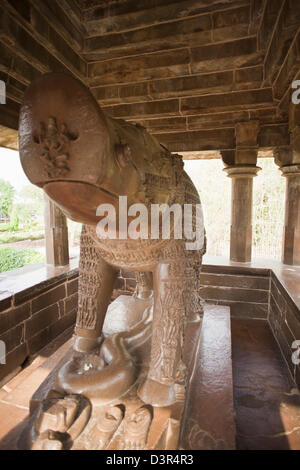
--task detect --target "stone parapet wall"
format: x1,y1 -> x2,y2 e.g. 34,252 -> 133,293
269,271 -> 300,389
199,265 -> 270,320
0,268 -> 78,385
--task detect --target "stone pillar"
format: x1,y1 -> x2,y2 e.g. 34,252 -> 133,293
274,102 -> 300,265
224,166 -> 260,262
280,165 -> 300,265
44,195 -> 69,266
222,121 -> 260,262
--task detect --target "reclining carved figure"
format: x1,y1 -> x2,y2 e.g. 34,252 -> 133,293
19,73 -> 205,407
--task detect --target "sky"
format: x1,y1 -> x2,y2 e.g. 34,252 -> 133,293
0,147 -> 30,192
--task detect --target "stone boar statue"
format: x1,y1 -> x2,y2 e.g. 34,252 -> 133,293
19,73 -> 205,407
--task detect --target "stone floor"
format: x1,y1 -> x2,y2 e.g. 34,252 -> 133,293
232,319 -> 300,450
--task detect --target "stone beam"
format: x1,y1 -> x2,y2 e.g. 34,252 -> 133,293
102,88 -> 274,121
84,4 -> 250,61
0,3 -> 86,81
249,0 -> 266,35
0,42 -> 41,86
263,1 -> 300,86
29,0 -> 84,53
82,0 -> 249,36
59,0 -> 85,36
92,66 -> 263,105
273,28 -> 300,102
258,0 -> 284,53
258,124 -> 290,149
149,123 -> 288,153
132,109 -> 282,135
154,128 -> 235,152
88,37 -> 261,86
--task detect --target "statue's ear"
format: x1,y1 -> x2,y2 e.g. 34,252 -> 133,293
115,143 -> 131,169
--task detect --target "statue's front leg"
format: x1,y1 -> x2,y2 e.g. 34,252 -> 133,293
74,225 -> 117,353
138,261 -> 187,407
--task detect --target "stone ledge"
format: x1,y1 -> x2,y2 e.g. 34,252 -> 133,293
0,258 -> 79,310
180,304 -> 236,450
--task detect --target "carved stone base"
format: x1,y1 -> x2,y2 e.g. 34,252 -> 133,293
18,358 -> 186,450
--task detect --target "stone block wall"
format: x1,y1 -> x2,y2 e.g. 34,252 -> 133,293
112,269 -> 137,299
113,265 -> 271,322
268,271 -> 300,389
199,265 -> 270,320
0,270 -> 78,384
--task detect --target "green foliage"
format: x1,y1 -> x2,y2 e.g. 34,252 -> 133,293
0,246 -> 45,273
0,230 -> 44,244
0,223 -> 12,232
0,179 -> 14,218
9,207 -> 19,231
14,184 -> 44,229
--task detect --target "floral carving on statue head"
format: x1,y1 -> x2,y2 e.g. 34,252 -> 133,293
33,117 -> 78,178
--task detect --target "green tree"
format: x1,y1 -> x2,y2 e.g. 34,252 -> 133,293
15,184 -> 44,228
0,179 -> 14,218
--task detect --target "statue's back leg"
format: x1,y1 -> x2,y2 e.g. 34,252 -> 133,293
137,260 -> 190,407
74,225 -> 117,353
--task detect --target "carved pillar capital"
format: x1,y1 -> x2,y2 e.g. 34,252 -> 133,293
273,146 -> 293,168
223,165 -> 261,179
280,164 -> 300,178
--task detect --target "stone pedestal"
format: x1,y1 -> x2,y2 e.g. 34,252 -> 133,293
224,166 -> 260,263
17,298 -> 235,450
280,165 -> 300,266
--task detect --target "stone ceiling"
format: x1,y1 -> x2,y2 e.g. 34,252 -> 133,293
0,0 -> 299,153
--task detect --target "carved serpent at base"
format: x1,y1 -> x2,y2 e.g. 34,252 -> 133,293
19,73 -> 206,409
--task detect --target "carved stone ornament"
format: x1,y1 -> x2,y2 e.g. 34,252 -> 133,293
33,116 -> 78,178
